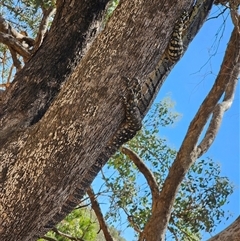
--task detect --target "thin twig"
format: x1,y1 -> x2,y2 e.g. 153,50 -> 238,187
40,236 -> 57,241
207,7 -> 228,21
52,227 -> 85,241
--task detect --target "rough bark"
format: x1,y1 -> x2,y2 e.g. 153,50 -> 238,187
207,216 -> 240,241
0,0 -> 194,240
0,0 -> 110,144
53,3 -> 215,229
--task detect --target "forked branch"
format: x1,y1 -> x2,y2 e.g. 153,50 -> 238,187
140,17 -> 239,241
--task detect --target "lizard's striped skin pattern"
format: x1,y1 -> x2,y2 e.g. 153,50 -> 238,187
111,77 -> 142,149
167,10 -> 190,62
42,0 -> 214,234
138,0 -> 214,116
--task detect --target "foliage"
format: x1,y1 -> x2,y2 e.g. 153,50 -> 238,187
38,208 -> 98,241
1,1 -> 235,240
170,158 -> 233,240
104,0 -> 119,25
0,0 -> 54,36
0,0 -> 119,87
101,98 -> 234,240
38,207 -> 128,241
0,0 -> 56,86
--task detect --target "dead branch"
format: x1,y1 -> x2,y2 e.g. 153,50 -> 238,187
120,146 -> 160,207
87,187 -> 114,241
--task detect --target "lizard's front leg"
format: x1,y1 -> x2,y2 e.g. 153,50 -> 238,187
110,76 -> 142,149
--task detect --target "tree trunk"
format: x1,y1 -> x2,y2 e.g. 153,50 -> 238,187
0,0 -> 193,240
0,0 -> 109,144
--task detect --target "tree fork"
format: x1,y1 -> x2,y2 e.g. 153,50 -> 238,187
0,0 -> 110,145
2,0 -> 220,240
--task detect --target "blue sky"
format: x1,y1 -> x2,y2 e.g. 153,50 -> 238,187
1,2 -> 238,240
93,5 -> 239,240
155,6 -> 239,240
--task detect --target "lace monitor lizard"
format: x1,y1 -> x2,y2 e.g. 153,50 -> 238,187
166,10 -> 190,62
138,0 -> 214,116
43,0 -> 214,233
44,76 -> 142,229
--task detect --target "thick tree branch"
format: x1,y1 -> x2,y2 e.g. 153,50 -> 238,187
0,15 -> 35,60
140,21 -> 239,241
1,0 -> 229,240
207,216 -> 240,241
120,146 -> 160,207
0,0 -> 110,146
197,66 -> 239,156
138,0 -> 214,117
0,32 -> 31,60
44,0 -> 216,235
229,1 -> 240,34
87,187 -> 114,241
0,15 -> 29,41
